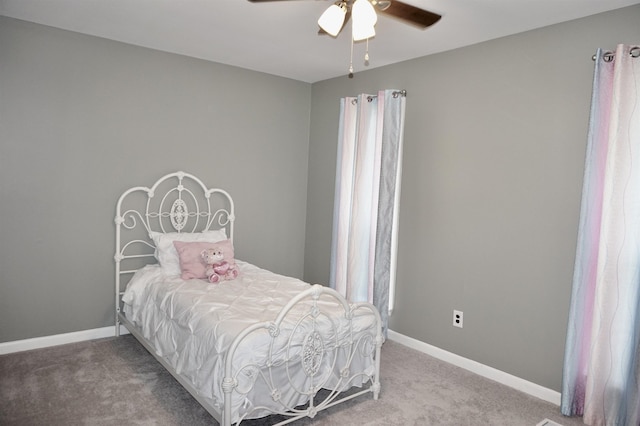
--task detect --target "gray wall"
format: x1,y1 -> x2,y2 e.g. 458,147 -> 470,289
304,5 -> 640,392
0,17 -> 311,343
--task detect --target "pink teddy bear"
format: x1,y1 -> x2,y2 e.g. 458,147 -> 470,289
201,246 -> 238,283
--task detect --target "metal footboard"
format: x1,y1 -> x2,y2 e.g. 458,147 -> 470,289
222,284 -> 382,426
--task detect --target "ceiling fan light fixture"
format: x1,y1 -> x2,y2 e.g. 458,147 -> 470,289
352,0 -> 377,41
318,2 -> 347,37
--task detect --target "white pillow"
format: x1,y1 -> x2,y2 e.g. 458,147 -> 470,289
150,229 -> 227,276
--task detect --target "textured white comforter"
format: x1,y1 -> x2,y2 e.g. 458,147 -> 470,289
122,261 -> 376,422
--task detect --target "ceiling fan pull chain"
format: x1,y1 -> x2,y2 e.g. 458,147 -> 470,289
348,35 -> 355,78
364,38 -> 370,65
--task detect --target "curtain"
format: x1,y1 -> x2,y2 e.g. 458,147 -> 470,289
562,44 -> 640,425
329,89 -> 406,337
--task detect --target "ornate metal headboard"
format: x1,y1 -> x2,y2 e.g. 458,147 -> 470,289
114,171 -> 235,324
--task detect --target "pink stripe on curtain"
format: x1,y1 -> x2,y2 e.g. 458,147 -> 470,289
332,97 -> 358,299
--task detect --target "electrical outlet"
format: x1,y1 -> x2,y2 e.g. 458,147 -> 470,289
453,310 -> 463,328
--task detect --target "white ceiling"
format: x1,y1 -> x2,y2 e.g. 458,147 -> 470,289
1,0 -> 639,83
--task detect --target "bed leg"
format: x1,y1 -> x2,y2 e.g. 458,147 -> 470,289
115,307 -> 121,337
222,377 -> 235,426
372,333 -> 383,400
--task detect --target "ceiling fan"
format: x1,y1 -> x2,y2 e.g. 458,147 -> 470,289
248,0 -> 441,35
248,0 -> 442,77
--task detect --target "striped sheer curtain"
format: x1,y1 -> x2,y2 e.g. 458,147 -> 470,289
329,89 -> 406,336
561,44 -> 640,425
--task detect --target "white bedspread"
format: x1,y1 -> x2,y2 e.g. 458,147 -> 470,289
122,261 -> 377,422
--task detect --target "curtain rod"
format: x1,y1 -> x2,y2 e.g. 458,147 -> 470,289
591,46 -> 640,62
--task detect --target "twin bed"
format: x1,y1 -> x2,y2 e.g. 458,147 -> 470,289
114,171 -> 383,425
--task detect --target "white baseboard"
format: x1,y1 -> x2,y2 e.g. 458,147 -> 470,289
387,329 -> 561,406
0,325 -> 130,355
1,325 -> 561,406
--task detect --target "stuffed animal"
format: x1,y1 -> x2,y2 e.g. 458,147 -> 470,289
201,246 -> 238,283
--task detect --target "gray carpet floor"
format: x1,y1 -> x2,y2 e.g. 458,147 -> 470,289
0,335 -> 583,425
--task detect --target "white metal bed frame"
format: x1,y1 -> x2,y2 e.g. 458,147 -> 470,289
114,171 -> 383,425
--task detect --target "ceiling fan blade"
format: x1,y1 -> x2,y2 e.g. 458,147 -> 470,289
377,1 -> 441,29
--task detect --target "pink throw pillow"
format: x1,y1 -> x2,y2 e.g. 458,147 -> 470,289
173,239 -> 236,281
